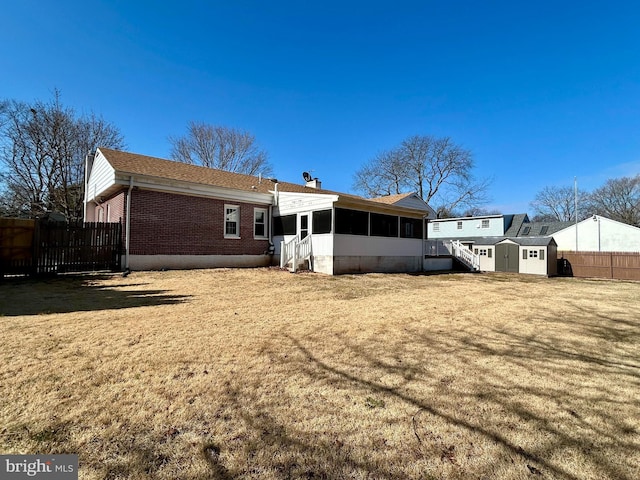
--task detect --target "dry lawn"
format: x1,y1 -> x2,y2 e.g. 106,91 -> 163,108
0,269 -> 639,480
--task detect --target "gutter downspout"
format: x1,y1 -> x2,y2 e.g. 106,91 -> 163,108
125,176 -> 133,271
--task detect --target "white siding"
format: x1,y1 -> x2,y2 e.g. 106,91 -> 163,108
473,244 -> 497,271
519,247 -> 550,275
554,216 -> 640,252
334,235 -> 423,256
86,150 -> 116,201
275,192 -> 338,216
429,216 -> 505,238
392,195 -> 436,217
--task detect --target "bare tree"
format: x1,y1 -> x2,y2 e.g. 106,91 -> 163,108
0,90 -> 125,220
587,175 -> 640,227
353,134 -> 490,215
530,185 -> 588,222
353,148 -> 407,197
169,122 -> 272,176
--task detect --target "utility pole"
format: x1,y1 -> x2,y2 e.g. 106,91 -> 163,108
574,177 -> 578,252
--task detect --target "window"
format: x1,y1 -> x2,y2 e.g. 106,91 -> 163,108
481,219 -> 490,228
479,249 -> 488,256
522,226 -> 531,235
254,208 -> 267,239
529,250 -> 538,258
474,248 -> 479,255
400,217 -> 423,239
457,221 -> 463,230
224,205 -> 240,238
522,249 -> 528,260
335,208 -> 369,235
540,249 -> 545,260
273,215 -> 296,236
370,213 -> 399,237
433,223 -> 440,232
540,226 -> 549,235
312,209 -> 332,234
488,248 -> 492,258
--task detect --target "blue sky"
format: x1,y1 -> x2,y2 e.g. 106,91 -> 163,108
2,1 -> 639,214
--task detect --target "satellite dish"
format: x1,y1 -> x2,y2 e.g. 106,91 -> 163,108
302,171 -> 312,182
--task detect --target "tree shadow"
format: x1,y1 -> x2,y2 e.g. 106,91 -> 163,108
229,311 -> 639,480
0,274 -> 190,316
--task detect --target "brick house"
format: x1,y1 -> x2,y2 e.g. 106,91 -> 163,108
84,148 -> 436,274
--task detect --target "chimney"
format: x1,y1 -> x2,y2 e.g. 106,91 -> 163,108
306,178 -> 322,189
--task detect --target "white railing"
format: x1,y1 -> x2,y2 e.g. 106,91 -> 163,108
280,235 -> 313,272
280,235 -> 299,269
451,240 -> 480,271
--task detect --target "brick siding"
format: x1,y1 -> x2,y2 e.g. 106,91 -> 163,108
128,189 -> 271,255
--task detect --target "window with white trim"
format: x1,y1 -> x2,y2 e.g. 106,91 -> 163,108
254,208 -> 267,239
457,221 -> 463,230
481,219 -> 490,228
224,205 -> 240,238
433,223 -> 440,232
529,250 -> 538,258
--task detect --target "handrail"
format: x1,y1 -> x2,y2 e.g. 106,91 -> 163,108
280,234 -> 313,272
280,235 -> 299,268
451,240 -> 480,270
295,235 -> 312,272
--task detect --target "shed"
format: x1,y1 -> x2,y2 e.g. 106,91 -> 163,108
495,237 -> 558,276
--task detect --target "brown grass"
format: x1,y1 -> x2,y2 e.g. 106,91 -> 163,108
1,269 -> 639,479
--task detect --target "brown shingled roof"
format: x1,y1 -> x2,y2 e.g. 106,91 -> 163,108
97,148 -> 429,213
369,193 -> 416,205
99,148 -> 340,196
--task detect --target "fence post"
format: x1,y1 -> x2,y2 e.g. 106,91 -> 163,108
31,219 -> 40,276
610,252 -> 614,279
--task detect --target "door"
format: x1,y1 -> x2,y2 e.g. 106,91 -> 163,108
495,243 -> 519,272
299,213 -> 309,239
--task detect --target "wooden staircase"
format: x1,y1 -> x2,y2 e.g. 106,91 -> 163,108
450,240 -> 480,271
280,235 -> 313,273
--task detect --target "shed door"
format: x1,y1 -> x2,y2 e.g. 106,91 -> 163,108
495,243 -> 519,272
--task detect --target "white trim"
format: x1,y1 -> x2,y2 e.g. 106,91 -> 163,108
112,173 -> 273,205
254,207 -> 268,239
224,204 -> 240,239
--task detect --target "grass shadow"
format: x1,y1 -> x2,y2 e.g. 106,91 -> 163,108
0,274 -> 190,316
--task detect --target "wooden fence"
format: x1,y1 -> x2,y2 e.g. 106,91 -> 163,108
557,251 -> 640,281
0,218 -> 122,277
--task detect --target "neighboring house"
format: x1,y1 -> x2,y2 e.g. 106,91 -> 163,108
426,214 -> 563,276
428,214 -> 520,239
84,148 -> 437,275
428,213 -> 570,241
553,215 -> 640,252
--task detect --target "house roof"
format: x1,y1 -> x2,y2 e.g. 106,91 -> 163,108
504,214 -> 529,236
431,235 -> 556,246
96,148 -> 433,215
516,221 -> 572,237
503,236 -> 557,247
99,148 -> 332,196
369,193 -> 416,205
